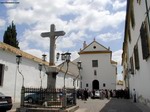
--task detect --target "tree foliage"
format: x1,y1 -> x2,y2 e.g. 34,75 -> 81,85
3,21 -> 19,49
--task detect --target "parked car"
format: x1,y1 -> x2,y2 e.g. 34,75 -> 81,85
0,92 -> 12,111
91,90 -> 100,99
95,90 -> 100,98
24,93 -> 45,104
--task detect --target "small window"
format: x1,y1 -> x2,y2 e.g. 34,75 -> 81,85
0,64 -> 5,86
86,83 -> 88,87
93,46 -> 96,49
94,70 -> 97,75
103,83 -> 106,87
92,60 -> 98,67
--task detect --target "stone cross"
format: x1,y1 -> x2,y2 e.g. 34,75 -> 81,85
41,24 -> 65,66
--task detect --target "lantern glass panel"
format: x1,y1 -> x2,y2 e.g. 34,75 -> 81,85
65,52 -> 71,61
61,53 -> 66,60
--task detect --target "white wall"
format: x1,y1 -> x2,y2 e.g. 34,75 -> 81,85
0,49 -> 47,102
56,72 -> 80,89
126,0 -> 150,107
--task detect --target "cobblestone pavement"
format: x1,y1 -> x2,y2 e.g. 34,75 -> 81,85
75,98 -> 150,112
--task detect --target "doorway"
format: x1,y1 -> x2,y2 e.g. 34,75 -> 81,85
92,80 -> 99,90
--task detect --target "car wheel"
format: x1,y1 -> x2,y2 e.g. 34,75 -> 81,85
28,97 -> 33,103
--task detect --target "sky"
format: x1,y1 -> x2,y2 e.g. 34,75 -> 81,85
0,0 -> 127,81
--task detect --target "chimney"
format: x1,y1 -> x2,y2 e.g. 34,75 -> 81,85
83,41 -> 87,49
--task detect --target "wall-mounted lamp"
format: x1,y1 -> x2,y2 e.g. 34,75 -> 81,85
42,54 -> 47,62
16,54 -> 22,65
16,54 -> 24,87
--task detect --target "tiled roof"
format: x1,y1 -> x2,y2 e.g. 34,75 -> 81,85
0,42 -> 49,66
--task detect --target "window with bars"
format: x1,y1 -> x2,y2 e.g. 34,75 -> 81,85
92,60 -> 98,67
134,44 -> 140,70
86,83 -> 88,87
103,83 -> 106,87
0,64 -> 5,86
130,56 -> 134,74
140,20 -> 150,60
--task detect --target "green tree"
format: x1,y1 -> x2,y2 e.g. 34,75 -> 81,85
3,21 -> 19,49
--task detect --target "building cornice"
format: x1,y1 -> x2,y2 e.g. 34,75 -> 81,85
78,51 -> 112,54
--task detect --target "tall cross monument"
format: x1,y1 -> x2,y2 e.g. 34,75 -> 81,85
41,24 -> 65,88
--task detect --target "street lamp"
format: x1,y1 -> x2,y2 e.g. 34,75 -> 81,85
61,53 -> 66,61
56,52 -> 71,108
77,61 -> 82,89
64,52 -> 71,88
42,54 -> 47,72
16,55 -> 22,65
38,63 -> 43,88
42,54 -> 47,62
56,53 -> 60,61
77,61 -> 82,70
56,52 -> 71,88
16,55 -> 24,87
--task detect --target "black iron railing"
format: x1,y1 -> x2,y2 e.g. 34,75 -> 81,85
20,87 -> 76,109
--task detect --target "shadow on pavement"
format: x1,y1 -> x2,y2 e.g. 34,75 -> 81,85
100,98 -> 142,112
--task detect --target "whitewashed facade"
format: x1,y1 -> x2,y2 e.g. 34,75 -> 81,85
0,42 -> 78,102
73,40 -> 117,91
122,0 -> 150,108
56,62 -> 79,89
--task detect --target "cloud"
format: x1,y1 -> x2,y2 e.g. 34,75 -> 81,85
7,8 -> 37,25
4,0 -> 126,65
6,0 -> 126,31
112,0 -> 127,10
70,50 -> 79,61
4,0 -> 18,8
112,49 -> 122,66
97,32 -> 122,42
0,19 -> 6,28
24,49 -> 49,61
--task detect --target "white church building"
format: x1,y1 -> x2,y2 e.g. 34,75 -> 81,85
73,40 -> 117,91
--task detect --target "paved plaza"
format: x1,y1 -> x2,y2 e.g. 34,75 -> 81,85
75,98 -> 150,112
